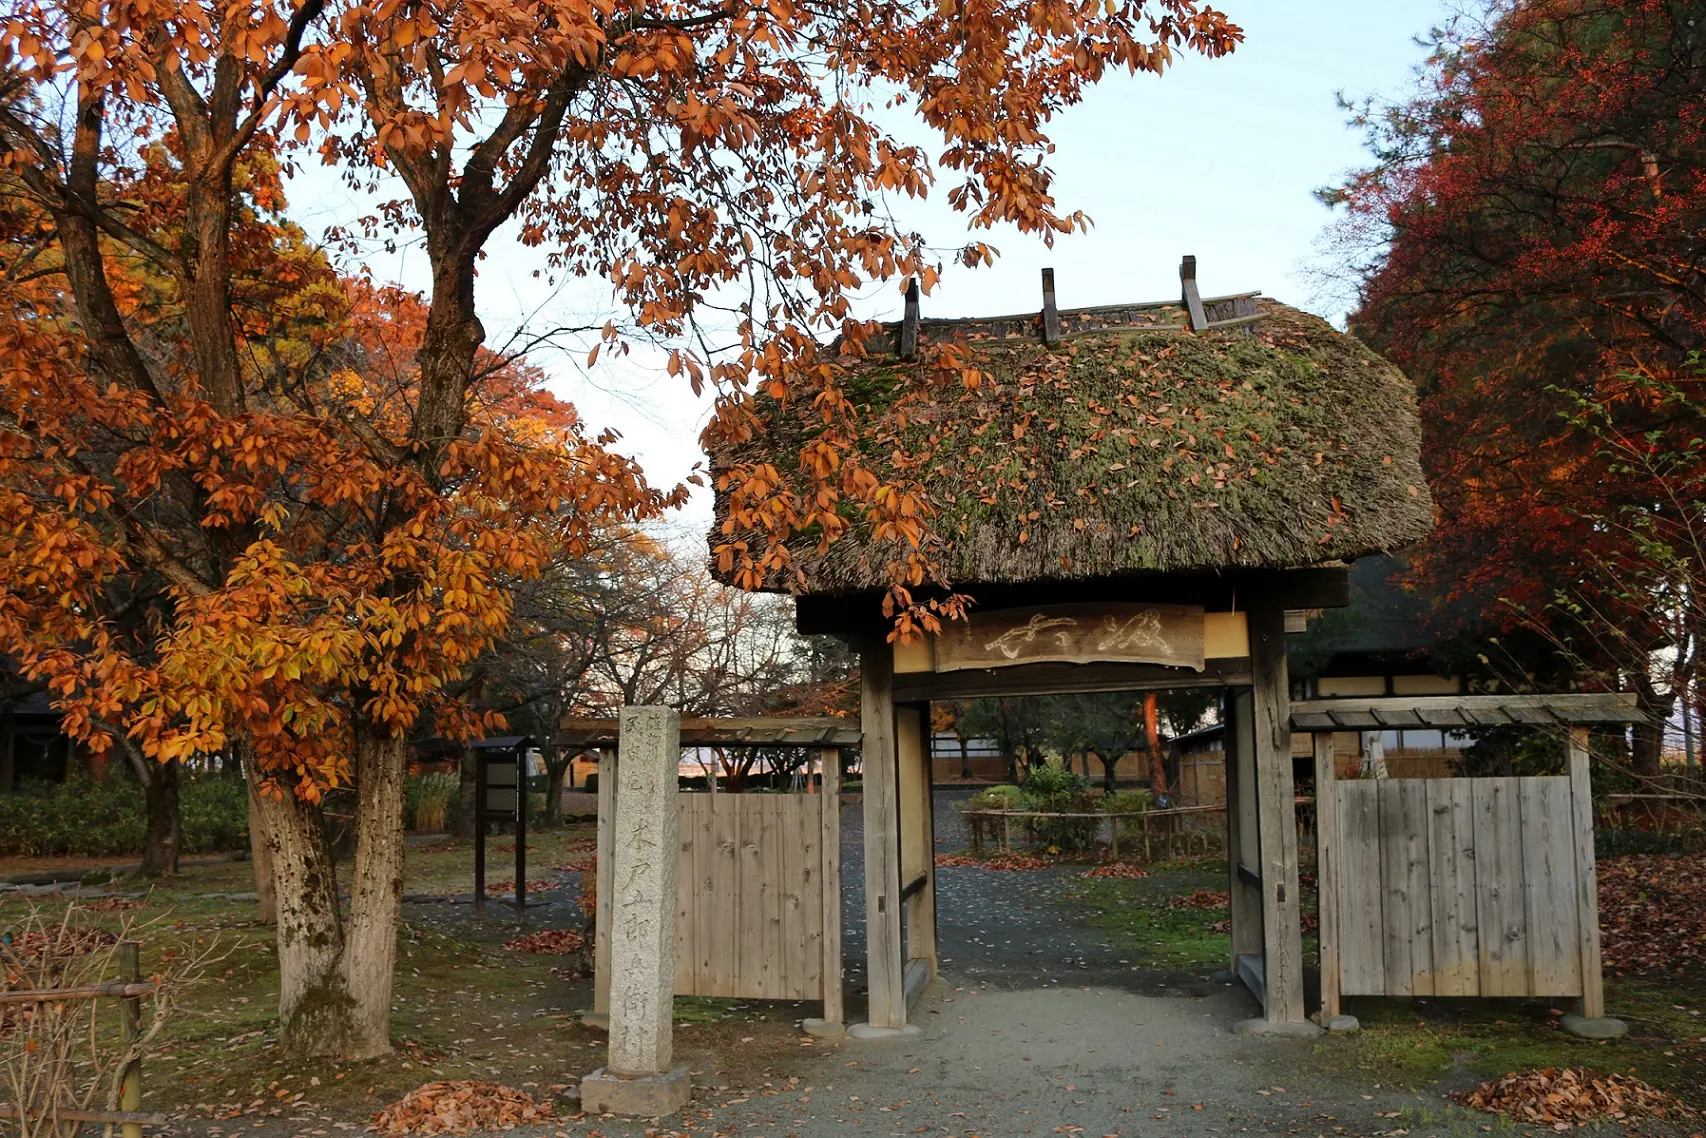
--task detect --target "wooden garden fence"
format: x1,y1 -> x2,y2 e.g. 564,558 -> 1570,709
0,942 -> 165,1134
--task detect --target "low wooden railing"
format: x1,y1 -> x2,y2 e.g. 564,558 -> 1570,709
0,943 -> 165,1135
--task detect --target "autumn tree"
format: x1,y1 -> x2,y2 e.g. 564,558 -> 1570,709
1,0 -> 1237,1056
1326,0 -> 1706,773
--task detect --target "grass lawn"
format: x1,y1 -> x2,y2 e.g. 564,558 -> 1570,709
0,825 -> 818,1131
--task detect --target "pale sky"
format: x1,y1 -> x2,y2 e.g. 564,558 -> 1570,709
283,0 -> 1457,537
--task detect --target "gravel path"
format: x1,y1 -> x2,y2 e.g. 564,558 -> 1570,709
840,791 -> 1225,1007
533,792 -> 1449,1138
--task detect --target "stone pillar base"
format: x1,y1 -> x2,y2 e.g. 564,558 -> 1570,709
580,1066 -> 691,1116
1560,1014 -> 1627,1040
846,1022 -> 922,1041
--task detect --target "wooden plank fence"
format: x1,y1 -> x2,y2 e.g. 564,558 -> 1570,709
1318,729 -> 1604,1011
594,750 -> 843,1023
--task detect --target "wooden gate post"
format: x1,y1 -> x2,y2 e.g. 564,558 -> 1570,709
1313,733 -> 1340,1024
1566,728 -> 1607,1021
811,748 -> 845,1032
1224,690 -> 1264,976
1245,603 -> 1310,1030
855,639 -> 910,1035
897,704 -> 937,990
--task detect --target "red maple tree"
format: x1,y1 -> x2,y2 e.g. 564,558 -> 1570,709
1327,0 -> 1706,769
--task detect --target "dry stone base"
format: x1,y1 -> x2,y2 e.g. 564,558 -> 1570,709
580,1065 -> 691,1116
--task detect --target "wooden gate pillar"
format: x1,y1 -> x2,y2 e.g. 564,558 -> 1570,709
1224,689 -> 1264,975
897,703 -> 938,995
1247,603 -> 1308,1027
858,640 -> 908,1032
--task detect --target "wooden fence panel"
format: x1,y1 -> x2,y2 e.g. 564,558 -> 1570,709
1473,777 -> 1531,996
1425,778 -> 1480,996
1520,777 -> 1581,996
668,793 -> 830,1001
1336,781 -> 1386,995
1379,780 -> 1435,996
1326,773 -> 1587,1001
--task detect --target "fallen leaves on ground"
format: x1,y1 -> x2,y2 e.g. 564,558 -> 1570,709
370,1080 -> 554,1135
552,856 -> 595,872
503,928 -> 584,955
1170,889 -> 1230,910
935,853 -> 1055,871
1453,1067 -> 1695,1127
483,877 -> 556,894
81,896 -> 146,911
1598,853 -> 1706,975
1079,863 -> 1148,879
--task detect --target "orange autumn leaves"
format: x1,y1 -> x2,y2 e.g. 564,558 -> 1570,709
2,0 -> 1241,790
0,227 -> 668,795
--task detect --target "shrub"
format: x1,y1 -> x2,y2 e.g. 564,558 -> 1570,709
0,773 -> 249,858
1099,789 -> 1153,815
966,784 -> 1024,811
179,775 -> 249,852
1022,763 -> 1090,802
407,773 -> 460,833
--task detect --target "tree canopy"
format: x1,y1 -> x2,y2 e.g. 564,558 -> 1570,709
1,0 -> 1240,1056
1327,0 -> 1705,767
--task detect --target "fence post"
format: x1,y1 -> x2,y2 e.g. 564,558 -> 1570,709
1313,734 -> 1341,1024
1567,728 -> 1606,1020
119,941 -> 142,1138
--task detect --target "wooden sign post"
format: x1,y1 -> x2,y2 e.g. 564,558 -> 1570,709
472,736 -> 535,918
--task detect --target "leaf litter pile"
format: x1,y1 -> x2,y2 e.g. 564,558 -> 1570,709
1079,862 -> 1149,879
1597,853 -> 1706,974
371,1080 -> 553,1135
1453,1067 -> 1696,1128
503,928 -> 584,955
935,852 -> 1055,871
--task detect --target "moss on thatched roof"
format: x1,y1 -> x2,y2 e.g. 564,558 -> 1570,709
709,295 -> 1434,595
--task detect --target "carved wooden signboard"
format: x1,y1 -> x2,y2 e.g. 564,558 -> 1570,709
935,603 -> 1206,673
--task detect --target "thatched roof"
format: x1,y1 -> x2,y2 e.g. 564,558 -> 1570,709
709,283 -> 1434,596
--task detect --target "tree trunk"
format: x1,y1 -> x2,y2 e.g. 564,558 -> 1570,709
245,757 -> 277,924
1632,674 -> 1671,780
959,737 -> 972,781
457,743 -> 478,838
342,730 -> 408,1058
1097,752 -> 1118,793
250,762 -> 349,1057
544,749 -> 572,825
248,730 -> 407,1060
1143,693 -> 1168,803
137,757 -> 181,878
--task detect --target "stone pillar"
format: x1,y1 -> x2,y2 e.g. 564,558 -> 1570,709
581,707 -> 691,1116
